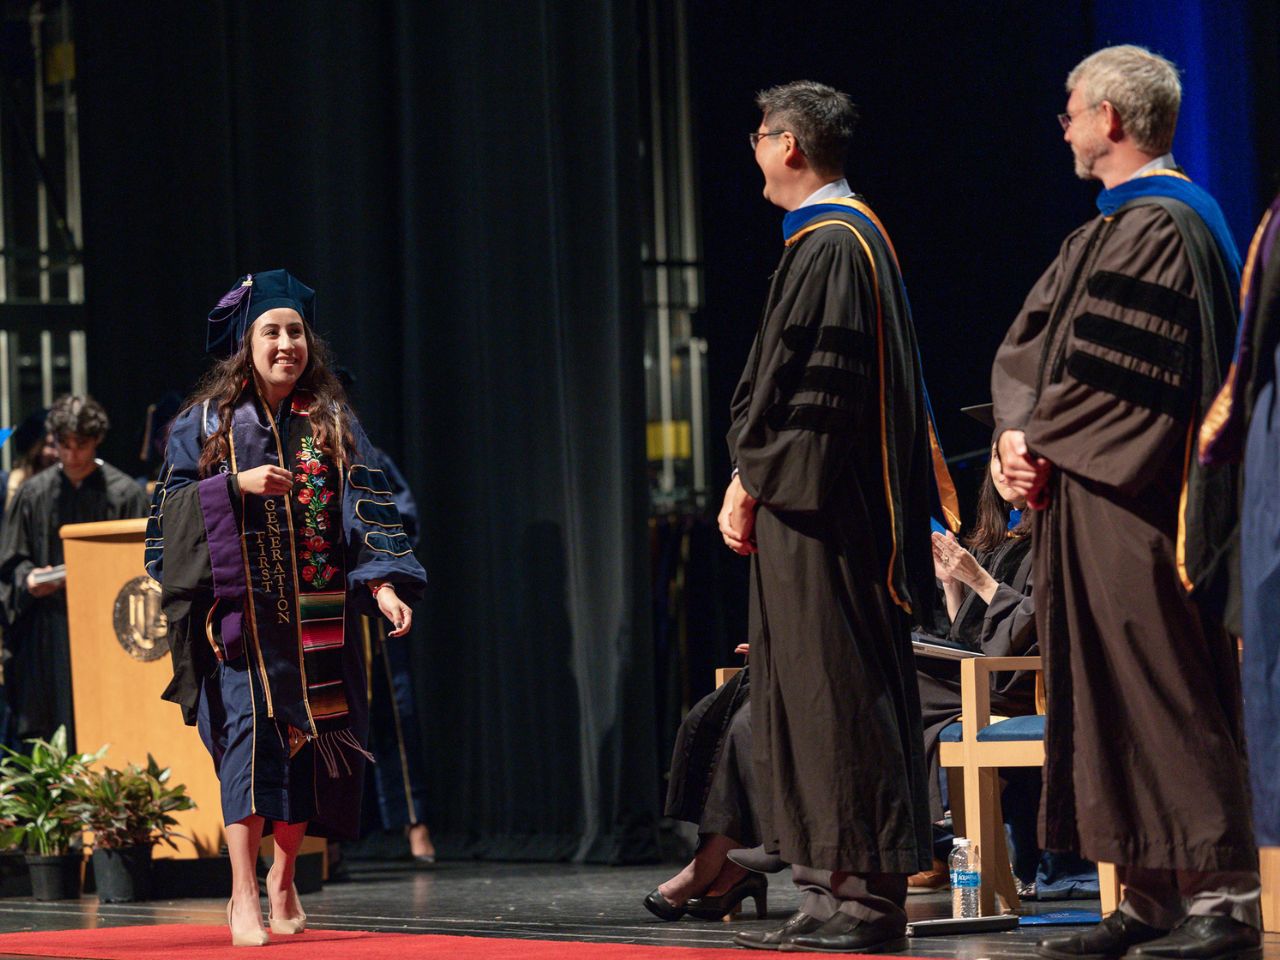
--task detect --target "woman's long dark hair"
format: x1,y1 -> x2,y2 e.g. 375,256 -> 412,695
963,456 -> 1031,556
184,323 -> 355,478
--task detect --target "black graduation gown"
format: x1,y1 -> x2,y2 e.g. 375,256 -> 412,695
0,463 -> 148,745
663,667 -> 755,844
729,204 -> 937,875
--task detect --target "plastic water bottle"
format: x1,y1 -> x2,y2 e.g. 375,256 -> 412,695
949,837 -> 980,918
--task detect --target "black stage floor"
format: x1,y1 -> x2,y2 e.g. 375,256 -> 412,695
0,860 -> 1276,958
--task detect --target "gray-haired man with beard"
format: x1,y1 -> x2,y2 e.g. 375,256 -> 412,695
993,45 -> 1262,960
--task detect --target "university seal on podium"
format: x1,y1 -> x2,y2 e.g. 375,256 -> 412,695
112,575 -> 170,662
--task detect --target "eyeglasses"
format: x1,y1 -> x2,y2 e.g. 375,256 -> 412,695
748,130 -> 787,149
1057,101 -> 1106,131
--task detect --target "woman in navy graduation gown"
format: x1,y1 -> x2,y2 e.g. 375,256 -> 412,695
145,269 -> 426,946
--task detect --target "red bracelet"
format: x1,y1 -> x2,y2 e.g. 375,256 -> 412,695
370,581 -> 392,597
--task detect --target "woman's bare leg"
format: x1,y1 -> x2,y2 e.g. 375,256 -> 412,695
267,820 -> 308,925
226,816 -> 267,939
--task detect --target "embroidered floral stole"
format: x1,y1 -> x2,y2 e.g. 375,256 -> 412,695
228,390 -> 354,743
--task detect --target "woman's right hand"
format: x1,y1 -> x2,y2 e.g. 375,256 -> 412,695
237,464 -> 294,497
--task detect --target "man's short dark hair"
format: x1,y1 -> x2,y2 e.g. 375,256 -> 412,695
755,80 -> 859,174
46,394 -> 110,441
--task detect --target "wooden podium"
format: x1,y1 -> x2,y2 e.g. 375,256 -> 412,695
60,518 -> 223,859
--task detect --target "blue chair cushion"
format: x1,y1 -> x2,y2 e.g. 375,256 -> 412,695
939,721 -> 963,742
976,714 -> 1045,742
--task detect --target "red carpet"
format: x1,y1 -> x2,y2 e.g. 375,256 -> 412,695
0,925 -> 942,958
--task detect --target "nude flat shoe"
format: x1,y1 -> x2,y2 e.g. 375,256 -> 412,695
227,898 -> 269,947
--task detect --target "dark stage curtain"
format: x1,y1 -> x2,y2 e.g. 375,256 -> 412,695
74,0 -> 657,863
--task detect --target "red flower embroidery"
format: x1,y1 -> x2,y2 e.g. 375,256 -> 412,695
295,436 -> 339,589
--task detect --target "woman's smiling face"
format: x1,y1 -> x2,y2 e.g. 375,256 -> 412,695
250,308 -> 308,396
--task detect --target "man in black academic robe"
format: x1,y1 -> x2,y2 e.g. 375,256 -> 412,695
718,81 -> 944,954
992,46 -> 1261,960
0,396 -> 147,748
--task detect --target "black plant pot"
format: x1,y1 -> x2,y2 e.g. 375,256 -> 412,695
25,853 -> 81,900
92,845 -> 153,903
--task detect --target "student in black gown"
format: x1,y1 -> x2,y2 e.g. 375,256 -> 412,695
0,395 -> 148,748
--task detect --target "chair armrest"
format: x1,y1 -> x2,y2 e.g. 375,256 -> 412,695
959,656 -> 1043,742
715,666 -> 743,688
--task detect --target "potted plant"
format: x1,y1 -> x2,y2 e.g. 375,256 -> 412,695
0,727 -> 103,900
68,755 -> 195,903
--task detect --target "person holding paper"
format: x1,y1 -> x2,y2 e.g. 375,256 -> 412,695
0,395 -> 147,748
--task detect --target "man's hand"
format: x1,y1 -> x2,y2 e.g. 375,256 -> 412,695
237,464 -> 294,497
997,429 -> 1051,506
718,474 -> 758,555
25,567 -> 63,598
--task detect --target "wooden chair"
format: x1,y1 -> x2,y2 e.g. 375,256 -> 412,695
936,655 -> 1128,917
936,655 -> 1046,916
935,657 -> 1280,930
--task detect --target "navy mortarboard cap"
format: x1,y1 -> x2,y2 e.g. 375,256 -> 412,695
206,268 -> 317,356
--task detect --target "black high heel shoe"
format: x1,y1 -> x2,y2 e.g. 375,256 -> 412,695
685,873 -> 768,921
643,888 -> 687,921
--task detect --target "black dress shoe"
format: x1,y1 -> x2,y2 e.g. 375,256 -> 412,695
728,844 -> 789,875
1129,916 -> 1262,960
686,873 -> 768,920
1037,910 -> 1169,960
733,910 -> 826,950
780,912 -> 908,953
643,888 -> 686,921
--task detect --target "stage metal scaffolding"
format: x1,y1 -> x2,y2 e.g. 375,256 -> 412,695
0,0 -> 85,470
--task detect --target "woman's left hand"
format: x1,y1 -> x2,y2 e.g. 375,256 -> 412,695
376,585 -> 413,637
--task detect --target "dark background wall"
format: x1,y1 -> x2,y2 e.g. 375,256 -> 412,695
69,1 -> 1277,859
